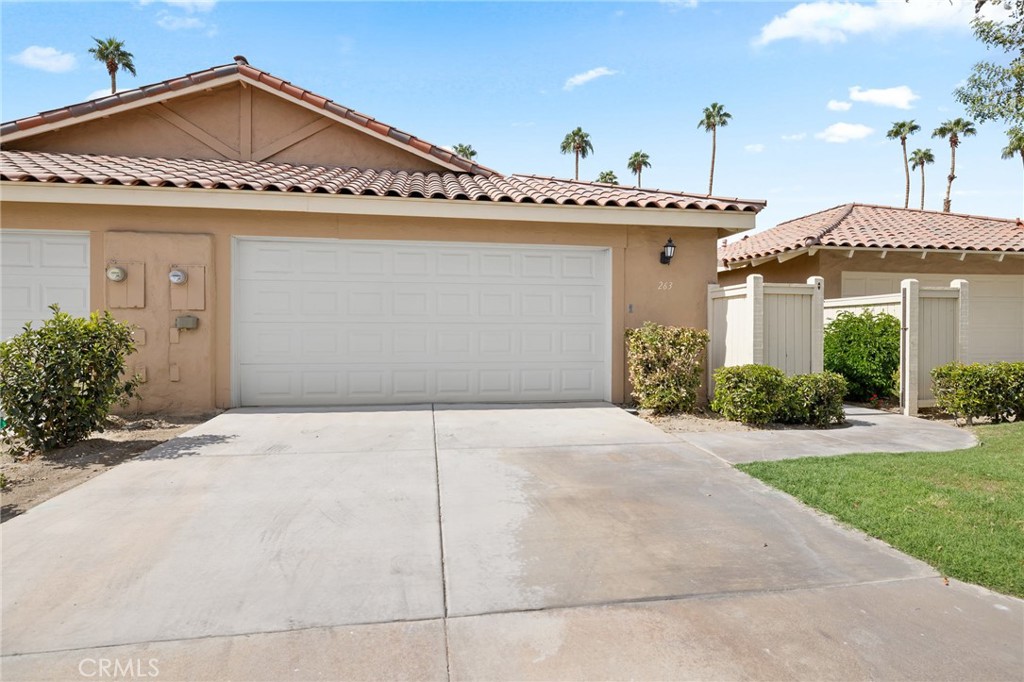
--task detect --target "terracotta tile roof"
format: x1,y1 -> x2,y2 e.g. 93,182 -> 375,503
719,203 -> 1024,264
0,59 -> 494,176
0,150 -> 765,212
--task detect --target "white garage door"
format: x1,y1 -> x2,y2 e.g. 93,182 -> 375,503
842,271 -> 1024,362
235,238 -> 611,406
1,230 -> 90,340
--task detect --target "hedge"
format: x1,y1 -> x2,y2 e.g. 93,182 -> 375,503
711,364 -> 847,427
626,322 -> 709,414
931,361 -> 1024,426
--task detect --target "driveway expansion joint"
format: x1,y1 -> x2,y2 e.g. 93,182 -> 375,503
430,403 -> 453,682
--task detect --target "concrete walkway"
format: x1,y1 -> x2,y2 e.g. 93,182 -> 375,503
2,404 -> 1020,681
677,405 -> 979,463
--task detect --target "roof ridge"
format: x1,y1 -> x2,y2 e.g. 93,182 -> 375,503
1,58 -> 499,177
509,172 -> 754,203
804,203 -> 856,247
849,201 -> 1019,224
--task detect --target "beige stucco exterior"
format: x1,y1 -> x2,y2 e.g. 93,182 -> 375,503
2,72 -> 758,412
719,249 -> 1021,298
2,199 -> 727,412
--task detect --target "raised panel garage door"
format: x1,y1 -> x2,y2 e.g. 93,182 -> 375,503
1,230 -> 90,340
841,271 -> 1024,363
235,239 -> 611,406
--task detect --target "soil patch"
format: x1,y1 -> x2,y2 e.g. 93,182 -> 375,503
639,408 -> 755,433
1,413 -> 218,522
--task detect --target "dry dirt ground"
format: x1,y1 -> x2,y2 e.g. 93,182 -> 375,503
1,414 -> 217,522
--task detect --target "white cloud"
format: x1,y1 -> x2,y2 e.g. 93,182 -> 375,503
781,132 -> 807,141
139,0 -> 216,11
848,85 -> 919,109
86,87 -> 127,100
753,0 -> 974,47
827,99 -> 852,111
815,122 -> 874,143
744,143 -> 766,153
660,0 -> 698,10
157,13 -> 205,29
10,46 -> 77,73
563,66 -> 618,91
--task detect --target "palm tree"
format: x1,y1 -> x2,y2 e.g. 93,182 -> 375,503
560,127 -> 593,180
88,37 -> 136,94
886,120 -> 921,209
932,117 -> 977,213
596,170 -> 618,184
1001,127 -> 1024,169
452,143 -> 477,160
908,148 -> 935,211
697,102 -> 731,195
627,150 -> 651,188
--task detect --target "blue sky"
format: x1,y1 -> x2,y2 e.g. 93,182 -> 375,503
2,0 -> 1022,231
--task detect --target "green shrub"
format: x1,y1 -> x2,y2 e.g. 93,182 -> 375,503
0,305 -> 140,454
932,361 -> 1024,425
711,364 -> 788,426
781,372 -> 848,427
824,310 -> 901,401
626,322 -> 709,414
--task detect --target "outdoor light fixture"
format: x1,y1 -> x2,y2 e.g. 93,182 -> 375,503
660,238 -> 676,265
105,265 -> 127,282
168,268 -> 188,285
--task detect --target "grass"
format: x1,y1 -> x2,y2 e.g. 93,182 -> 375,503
737,421 -> 1024,598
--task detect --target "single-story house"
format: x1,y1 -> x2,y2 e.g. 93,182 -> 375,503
718,203 -> 1024,363
1,57 -> 765,412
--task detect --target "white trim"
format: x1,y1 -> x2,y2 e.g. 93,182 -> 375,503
721,243 -> 1024,270
230,235 -> 241,407
1,182 -> 757,231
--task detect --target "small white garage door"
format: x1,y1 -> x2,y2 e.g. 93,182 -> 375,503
1,230 -> 91,340
235,238 -> 611,406
842,271 -> 1024,362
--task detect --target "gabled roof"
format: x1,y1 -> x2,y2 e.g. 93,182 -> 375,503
0,149 -> 765,212
0,58 -> 492,176
719,203 -> 1024,265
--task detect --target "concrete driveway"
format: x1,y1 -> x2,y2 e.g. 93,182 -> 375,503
2,404 -> 1021,681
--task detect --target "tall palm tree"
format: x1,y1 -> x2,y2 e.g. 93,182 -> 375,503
697,102 -> 731,195
560,127 -> 593,181
88,37 -> 136,94
886,120 -> 921,209
627,150 -> 651,188
909,148 -> 935,211
1000,127 -> 1024,169
596,170 -> 618,184
452,143 -> 477,160
932,117 -> 977,213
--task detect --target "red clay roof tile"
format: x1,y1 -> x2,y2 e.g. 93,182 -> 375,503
719,203 -> 1023,263
1,149 -> 765,214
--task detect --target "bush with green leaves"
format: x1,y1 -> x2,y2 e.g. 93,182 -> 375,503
779,371 -> 848,427
626,322 -> 709,414
711,364 -> 788,426
713,365 -> 847,427
824,310 -> 901,401
932,361 -> 1024,425
0,305 -> 140,453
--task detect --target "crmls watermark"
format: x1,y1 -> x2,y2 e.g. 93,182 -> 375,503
78,658 -> 159,678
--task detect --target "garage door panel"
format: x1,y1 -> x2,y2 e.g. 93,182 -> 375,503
236,239 -> 609,405
1,231 -> 90,340
236,322 -> 605,365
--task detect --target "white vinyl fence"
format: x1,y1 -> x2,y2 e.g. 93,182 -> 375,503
707,274 -> 824,395
824,279 -> 969,416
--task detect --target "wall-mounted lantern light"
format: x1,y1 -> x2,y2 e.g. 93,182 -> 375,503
660,238 -> 676,265
168,268 -> 188,285
106,265 -> 127,282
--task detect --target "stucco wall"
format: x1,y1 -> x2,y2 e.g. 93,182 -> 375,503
2,201 -> 719,412
4,83 -> 449,172
719,250 -> 1019,298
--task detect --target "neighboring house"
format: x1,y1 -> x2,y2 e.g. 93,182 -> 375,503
0,57 -> 764,412
718,203 -> 1024,363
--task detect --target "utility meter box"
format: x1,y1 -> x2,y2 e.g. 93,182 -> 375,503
174,314 -> 199,330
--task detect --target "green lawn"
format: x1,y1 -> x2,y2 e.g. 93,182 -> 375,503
737,421 -> 1024,598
